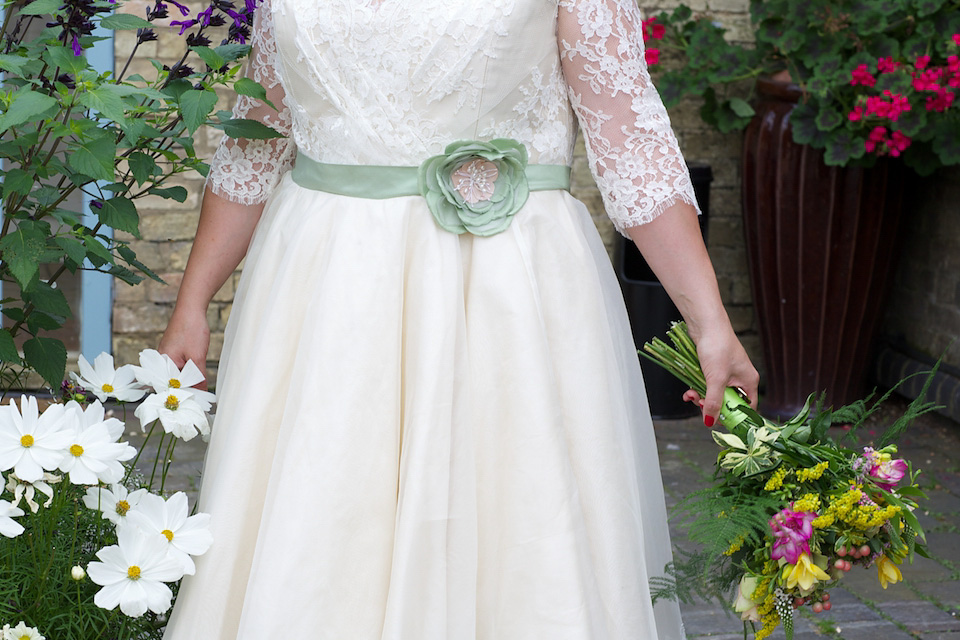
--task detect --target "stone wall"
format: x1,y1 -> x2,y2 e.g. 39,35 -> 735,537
881,167 -> 960,367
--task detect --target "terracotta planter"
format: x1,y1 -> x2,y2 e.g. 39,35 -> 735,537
741,78 -> 907,419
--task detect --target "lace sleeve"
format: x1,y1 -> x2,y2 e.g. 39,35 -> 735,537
206,0 -> 295,205
557,0 -> 700,234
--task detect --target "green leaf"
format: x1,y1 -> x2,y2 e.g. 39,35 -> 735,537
0,88 -> 59,133
823,131 -> 865,166
0,54 -> 28,76
815,107 -> 843,132
18,0 -> 63,15
22,336 -> 66,387
147,185 -> 188,202
0,225 -> 45,288
789,103 -> 825,147
23,281 -> 72,321
213,43 -> 251,63
77,85 -> 129,124
0,329 -> 19,364
44,44 -> 90,75
83,235 -> 113,266
97,196 -> 140,236
913,0 -> 946,16
100,13 -> 153,29
931,120 -> 960,166
68,132 -> 117,182
216,118 -> 286,140
728,98 -> 755,118
192,46 -> 227,71
117,244 -> 164,283
233,77 -> 275,109
2,168 -> 34,199
55,235 -> 87,265
128,151 -> 159,185
179,89 -> 218,134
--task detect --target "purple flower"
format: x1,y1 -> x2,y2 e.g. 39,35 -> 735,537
769,507 -> 817,565
170,19 -> 196,35
197,5 -> 213,26
167,0 -> 191,15
71,34 -> 82,56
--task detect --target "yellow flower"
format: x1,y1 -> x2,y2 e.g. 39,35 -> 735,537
785,553 -> 831,593
876,555 -> 903,589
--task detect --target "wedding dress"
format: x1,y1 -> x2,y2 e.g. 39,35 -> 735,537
163,0 -> 699,637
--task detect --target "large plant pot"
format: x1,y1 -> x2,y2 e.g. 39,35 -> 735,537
741,78 -> 907,420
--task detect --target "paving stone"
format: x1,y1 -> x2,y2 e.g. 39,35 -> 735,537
883,602 -> 960,632
911,581 -> 960,614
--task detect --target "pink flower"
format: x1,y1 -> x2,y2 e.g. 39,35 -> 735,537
863,447 -> 909,489
866,91 -> 911,121
850,64 -> 876,87
915,55 -> 931,70
645,48 -> 660,66
848,105 -> 864,121
877,57 -> 899,73
865,126 -> 887,154
913,68 -> 942,91
769,507 -> 817,565
953,33 -> 960,46
641,16 -> 664,41
949,56 -> 960,74
926,88 -> 955,112
887,131 -> 912,157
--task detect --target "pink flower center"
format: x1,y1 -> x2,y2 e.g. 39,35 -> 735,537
452,159 -> 498,204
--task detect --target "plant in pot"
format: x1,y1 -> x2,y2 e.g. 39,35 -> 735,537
646,0 -> 960,418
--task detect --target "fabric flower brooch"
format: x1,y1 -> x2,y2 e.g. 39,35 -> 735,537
417,139 -> 531,237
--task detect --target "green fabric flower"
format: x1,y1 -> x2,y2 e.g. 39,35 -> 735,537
417,139 -> 530,237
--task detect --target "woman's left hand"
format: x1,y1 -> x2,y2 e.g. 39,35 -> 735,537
684,323 -> 759,427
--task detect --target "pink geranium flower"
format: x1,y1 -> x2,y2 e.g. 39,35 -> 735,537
769,507 -> 817,565
926,88 -> 955,113
915,55 -> 931,70
850,64 -> 876,87
877,57 -> 899,73
645,48 -> 660,66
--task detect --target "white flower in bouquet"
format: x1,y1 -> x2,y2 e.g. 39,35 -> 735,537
0,499 -> 25,538
83,484 -> 149,526
86,525 -> 185,617
2,622 -> 45,639
5,472 -> 61,513
132,349 -> 216,412
58,402 -> 136,485
72,353 -> 146,403
134,389 -> 209,442
125,492 -> 213,575
0,396 -> 73,483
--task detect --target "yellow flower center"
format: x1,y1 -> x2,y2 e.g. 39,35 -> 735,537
20,635 -> 31,640
70,444 -> 84,457
164,394 -> 180,410
115,500 -> 130,516
127,565 -> 141,580
161,529 -> 175,541
168,378 -> 181,388
102,383 -> 114,393
20,434 -> 34,447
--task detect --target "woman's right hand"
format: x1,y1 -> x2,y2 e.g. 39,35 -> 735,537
158,307 -> 211,389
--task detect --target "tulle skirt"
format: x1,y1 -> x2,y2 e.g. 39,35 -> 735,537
162,173 -> 684,639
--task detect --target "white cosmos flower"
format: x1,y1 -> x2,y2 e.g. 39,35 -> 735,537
0,396 -> 73,483
83,484 -> 148,526
0,499 -> 25,538
87,525 -> 185,617
134,389 -> 209,441
125,492 -> 212,575
6,472 -> 61,513
3,622 -> 45,640
58,401 -> 136,485
132,349 -> 216,411
72,353 -> 146,403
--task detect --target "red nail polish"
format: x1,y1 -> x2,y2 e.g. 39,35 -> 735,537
704,415 -> 715,427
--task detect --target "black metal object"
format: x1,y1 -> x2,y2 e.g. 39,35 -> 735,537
615,163 -> 712,419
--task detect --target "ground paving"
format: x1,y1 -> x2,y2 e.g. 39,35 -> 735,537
123,394 -> 960,639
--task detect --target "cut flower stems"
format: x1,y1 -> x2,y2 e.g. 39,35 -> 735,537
643,322 -> 936,640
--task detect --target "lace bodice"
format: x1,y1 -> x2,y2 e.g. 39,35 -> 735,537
207,0 -> 699,232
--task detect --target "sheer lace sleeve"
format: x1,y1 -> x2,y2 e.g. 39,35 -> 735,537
557,0 -> 700,234
206,0 -> 295,205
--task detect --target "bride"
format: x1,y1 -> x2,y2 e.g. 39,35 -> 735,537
158,0 -> 758,637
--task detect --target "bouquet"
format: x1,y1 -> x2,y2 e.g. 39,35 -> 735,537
0,350 -> 215,639
643,323 -> 933,640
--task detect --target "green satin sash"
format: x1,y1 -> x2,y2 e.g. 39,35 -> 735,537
290,151 -> 571,199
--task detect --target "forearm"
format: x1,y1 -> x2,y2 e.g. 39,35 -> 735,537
625,201 -> 729,340
173,186 -> 265,316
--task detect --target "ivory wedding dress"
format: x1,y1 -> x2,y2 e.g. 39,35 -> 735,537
163,0 -> 699,637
